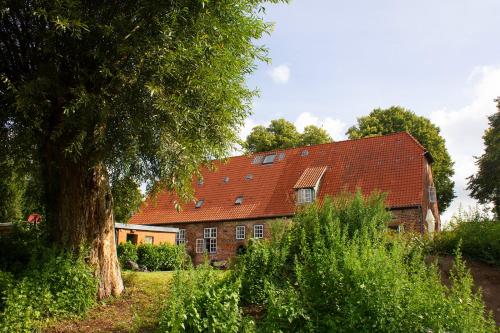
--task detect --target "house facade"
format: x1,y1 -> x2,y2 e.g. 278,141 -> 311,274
129,132 -> 440,264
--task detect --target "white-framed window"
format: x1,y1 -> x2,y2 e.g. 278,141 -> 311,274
176,229 -> 186,245
297,188 -> 314,204
203,227 -> 217,253
144,236 -> 154,244
397,224 -> 405,233
428,186 -> 437,203
254,224 -> 264,239
236,226 -> 245,240
196,239 -> 205,253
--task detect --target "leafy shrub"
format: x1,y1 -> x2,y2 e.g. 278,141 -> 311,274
137,243 -> 187,271
117,241 -> 138,267
430,208 -> 500,266
0,250 -> 97,332
158,264 -> 245,332
234,191 -> 496,332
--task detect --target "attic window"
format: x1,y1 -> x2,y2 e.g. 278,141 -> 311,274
197,178 -> 204,186
278,152 -> 285,160
297,188 -> 314,204
223,176 -> 230,184
262,154 -> 276,164
428,186 -> 437,203
245,174 -> 253,180
195,199 -> 204,208
252,155 -> 264,164
301,149 -> 309,157
235,195 -> 244,205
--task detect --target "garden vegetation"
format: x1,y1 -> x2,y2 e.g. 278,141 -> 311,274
0,223 -> 97,332
159,192 -> 497,332
430,209 -> 500,267
117,242 -> 188,271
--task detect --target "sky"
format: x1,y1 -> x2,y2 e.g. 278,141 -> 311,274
240,0 -> 500,223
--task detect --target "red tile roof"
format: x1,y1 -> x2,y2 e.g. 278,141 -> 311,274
293,166 -> 328,189
130,132 -> 427,225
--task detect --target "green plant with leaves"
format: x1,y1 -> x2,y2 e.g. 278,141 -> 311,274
430,208 -> 500,266
136,243 -> 187,271
468,98 -> 500,218
347,106 -> 455,212
244,119 -> 332,153
233,192 -> 496,332
1,0 -> 286,298
117,241 -> 139,268
158,264 -> 245,333
0,250 -> 97,333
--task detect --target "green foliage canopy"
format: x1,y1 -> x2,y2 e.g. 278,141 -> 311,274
244,118 -> 332,153
467,98 -> 500,217
0,0 -> 285,208
347,106 -> 455,212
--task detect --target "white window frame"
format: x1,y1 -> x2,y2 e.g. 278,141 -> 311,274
236,225 -> 245,240
144,236 -> 154,244
254,224 -> 264,239
428,186 -> 437,203
195,239 -> 205,253
203,227 -> 217,253
297,188 -> 314,204
176,229 -> 186,245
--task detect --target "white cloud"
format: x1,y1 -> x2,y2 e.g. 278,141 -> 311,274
295,112 -> 347,141
430,66 -> 500,223
268,64 -> 291,84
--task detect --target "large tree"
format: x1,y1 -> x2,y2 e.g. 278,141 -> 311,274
467,98 -> 500,218
245,118 -> 332,152
1,0 -> 284,298
347,106 -> 455,212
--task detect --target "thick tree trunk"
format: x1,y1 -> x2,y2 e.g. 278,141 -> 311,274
43,152 -> 123,299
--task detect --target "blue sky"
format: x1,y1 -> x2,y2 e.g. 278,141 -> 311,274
241,0 -> 500,222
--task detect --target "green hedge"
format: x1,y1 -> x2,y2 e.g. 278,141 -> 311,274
159,191 -> 496,332
117,242 -> 188,271
430,210 -> 500,266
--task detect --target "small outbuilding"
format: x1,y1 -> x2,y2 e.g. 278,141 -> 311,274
114,223 -> 179,246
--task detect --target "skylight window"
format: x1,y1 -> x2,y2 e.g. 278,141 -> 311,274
278,152 -> 286,160
245,174 -> 253,180
195,199 -> 204,208
262,154 -> 276,164
301,149 -> 309,157
197,178 -> 204,186
252,155 -> 264,164
223,176 -> 229,184
235,196 -> 244,205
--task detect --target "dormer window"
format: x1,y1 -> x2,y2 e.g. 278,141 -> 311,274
297,188 -> 314,204
235,195 -> 244,205
195,199 -> 204,208
262,154 -> 276,164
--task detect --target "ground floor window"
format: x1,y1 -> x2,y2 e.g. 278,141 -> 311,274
196,239 -> 205,253
126,233 -> 138,245
203,227 -> 217,253
236,225 -> 245,239
253,224 -> 264,239
144,236 -> 154,244
176,229 -> 186,245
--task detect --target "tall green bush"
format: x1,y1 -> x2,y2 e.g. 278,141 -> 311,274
430,209 -> 500,266
117,241 -> 138,267
235,191 -> 496,332
136,243 -> 187,271
158,264 -> 246,333
0,250 -> 97,332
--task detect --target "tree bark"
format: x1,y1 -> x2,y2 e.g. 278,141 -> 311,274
43,151 -> 123,300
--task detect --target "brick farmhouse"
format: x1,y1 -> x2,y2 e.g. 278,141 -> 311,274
129,132 -> 440,264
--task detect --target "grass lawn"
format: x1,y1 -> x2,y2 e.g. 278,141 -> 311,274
45,271 -> 173,333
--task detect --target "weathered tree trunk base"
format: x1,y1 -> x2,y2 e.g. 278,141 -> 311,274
45,158 -> 123,300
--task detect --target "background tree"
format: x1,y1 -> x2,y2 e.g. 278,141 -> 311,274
1,0 -> 284,298
245,118 -> 332,152
111,175 -> 143,224
301,125 -> 332,146
347,106 -> 455,212
467,98 -> 500,218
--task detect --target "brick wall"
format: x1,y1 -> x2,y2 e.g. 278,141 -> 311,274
390,207 -> 422,233
168,218 -> 286,264
116,229 -> 176,246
